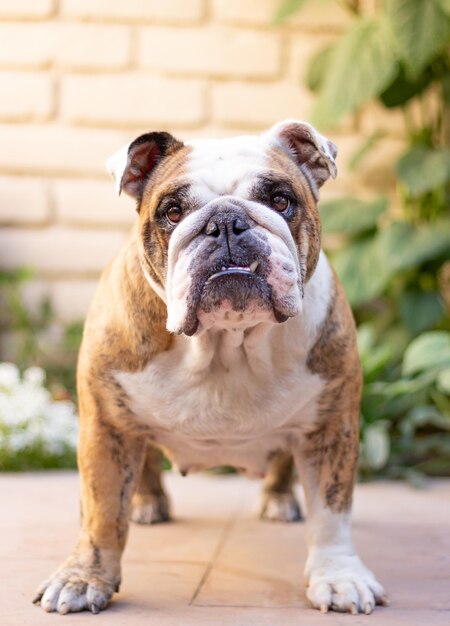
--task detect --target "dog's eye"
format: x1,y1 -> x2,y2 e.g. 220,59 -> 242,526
166,205 -> 183,225
270,194 -> 290,213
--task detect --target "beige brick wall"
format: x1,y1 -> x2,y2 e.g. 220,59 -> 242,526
0,0 -> 403,323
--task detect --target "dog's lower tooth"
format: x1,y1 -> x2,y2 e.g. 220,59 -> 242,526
250,261 -> 258,272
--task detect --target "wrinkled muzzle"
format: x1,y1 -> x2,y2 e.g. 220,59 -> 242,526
165,198 -> 303,336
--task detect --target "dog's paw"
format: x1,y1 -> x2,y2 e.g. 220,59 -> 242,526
33,558 -> 119,614
130,492 -> 171,524
305,549 -> 388,614
260,491 -> 303,522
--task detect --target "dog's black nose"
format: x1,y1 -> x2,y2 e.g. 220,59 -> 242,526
204,214 -> 250,238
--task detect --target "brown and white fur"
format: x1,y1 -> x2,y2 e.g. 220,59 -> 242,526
33,120 -> 387,616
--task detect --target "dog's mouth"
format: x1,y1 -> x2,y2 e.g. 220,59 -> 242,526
199,258 -> 274,321
206,261 -> 259,284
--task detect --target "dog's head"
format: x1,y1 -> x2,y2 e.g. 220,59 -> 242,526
107,120 -> 337,336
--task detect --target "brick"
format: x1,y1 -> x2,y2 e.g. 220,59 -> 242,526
0,23 -> 55,68
0,124 -> 131,176
288,2 -> 353,30
356,137 -> 405,193
0,23 -> 130,71
360,101 -> 415,139
17,279 -> 98,322
212,0 -> 279,26
139,27 -> 281,78
62,0 -> 204,23
50,280 -> 98,321
0,227 -> 127,274
0,72 -> 53,122
54,179 -> 137,228
57,24 -> 130,70
61,75 -> 205,127
212,82 -> 314,128
0,0 -> 55,19
212,0 -> 352,29
326,135 -> 405,195
0,177 -> 50,225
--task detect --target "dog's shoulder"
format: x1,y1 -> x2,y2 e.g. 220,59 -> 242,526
79,228 -> 172,379
306,262 -> 359,381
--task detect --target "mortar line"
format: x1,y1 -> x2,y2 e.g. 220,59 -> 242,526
189,486 -> 245,606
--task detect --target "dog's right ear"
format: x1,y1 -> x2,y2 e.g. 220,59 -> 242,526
107,131 -> 184,199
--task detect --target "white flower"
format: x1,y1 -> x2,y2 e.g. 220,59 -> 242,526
39,401 -> 78,454
23,366 -> 46,386
0,362 -> 20,390
8,429 -> 34,452
0,361 -> 78,457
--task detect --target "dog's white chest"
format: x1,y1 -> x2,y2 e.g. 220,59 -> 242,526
115,320 -> 324,474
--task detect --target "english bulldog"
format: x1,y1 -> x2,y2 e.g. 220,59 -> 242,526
33,120 -> 387,615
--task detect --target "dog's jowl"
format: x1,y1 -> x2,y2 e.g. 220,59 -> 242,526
33,120 -> 387,615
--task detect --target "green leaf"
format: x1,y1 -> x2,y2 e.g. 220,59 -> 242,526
361,345 -> 393,379
306,44 -> 334,92
348,131 -> 385,170
403,331 -> 450,376
320,196 -> 388,235
381,326 -> 411,363
380,63 -> 434,108
311,17 -> 398,128
362,423 -> 390,470
273,0 -> 309,24
368,372 -> 435,398
357,324 -> 375,358
332,235 -> 392,306
396,147 -> 450,197
380,221 -> 450,271
386,0 -> 450,77
401,405 -> 450,436
431,390 -> 450,415
437,368 -> 450,393
400,289 -> 445,335
404,468 -> 428,488
436,0 -> 450,16
0,267 -> 34,284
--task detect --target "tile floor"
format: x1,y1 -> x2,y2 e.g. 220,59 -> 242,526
1,471 -> 449,625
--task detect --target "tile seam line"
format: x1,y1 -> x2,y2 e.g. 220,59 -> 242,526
189,486 -> 245,606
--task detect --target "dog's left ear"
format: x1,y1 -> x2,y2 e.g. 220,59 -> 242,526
265,120 -> 337,192
107,131 -> 184,198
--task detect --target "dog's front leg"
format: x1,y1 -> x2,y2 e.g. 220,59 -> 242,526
33,404 -> 146,614
295,382 -> 388,614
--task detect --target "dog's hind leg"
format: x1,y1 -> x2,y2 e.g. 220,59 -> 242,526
260,450 -> 303,522
130,444 -> 171,524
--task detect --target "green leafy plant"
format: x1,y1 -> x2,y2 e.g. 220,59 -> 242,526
277,0 -> 450,478
0,269 -> 52,367
0,269 -> 83,399
0,270 -> 82,469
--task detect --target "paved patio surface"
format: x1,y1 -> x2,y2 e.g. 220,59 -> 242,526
1,471 -> 449,626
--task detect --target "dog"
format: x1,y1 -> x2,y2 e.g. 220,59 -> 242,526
33,120 -> 387,615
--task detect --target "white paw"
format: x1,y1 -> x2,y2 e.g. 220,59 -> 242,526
260,492 -> 303,522
130,493 -> 170,524
305,549 -> 388,614
33,563 -> 119,614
